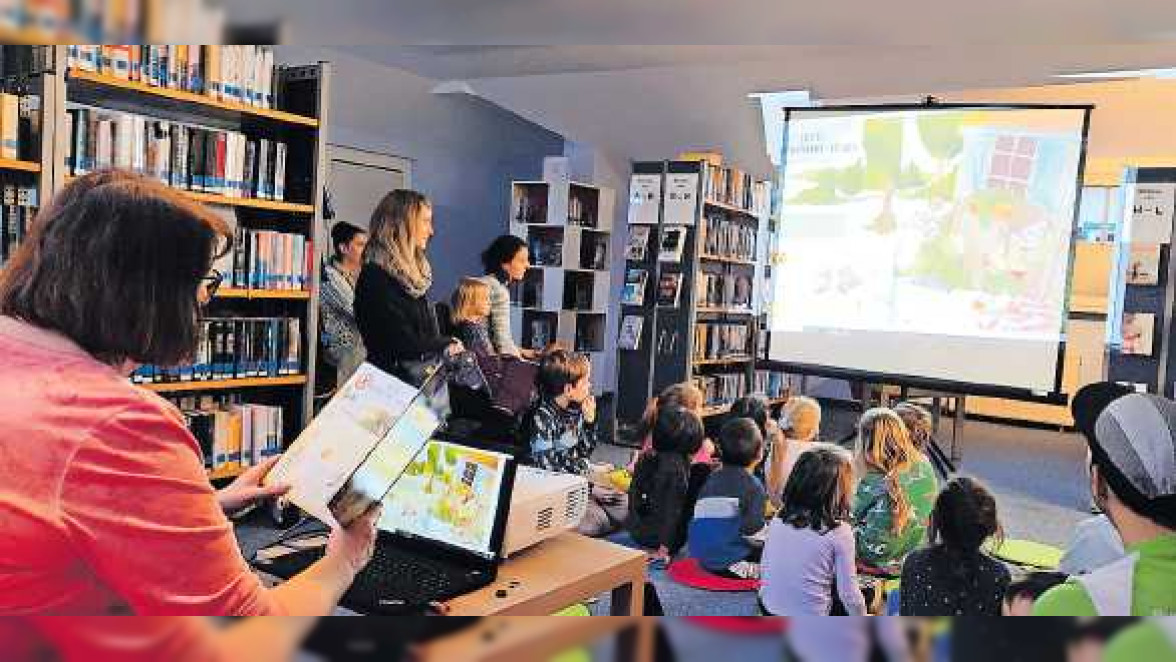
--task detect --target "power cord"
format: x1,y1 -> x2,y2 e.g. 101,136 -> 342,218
248,515 -> 328,564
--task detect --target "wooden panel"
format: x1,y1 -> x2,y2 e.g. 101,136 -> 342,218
139,375 -> 308,394
0,158 -> 41,173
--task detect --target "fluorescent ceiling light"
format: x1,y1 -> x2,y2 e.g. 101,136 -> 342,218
1055,67 -> 1176,80
750,90 -> 815,167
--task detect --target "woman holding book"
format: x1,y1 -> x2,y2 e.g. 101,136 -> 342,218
0,172 -> 379,657
355,189 -> 463,384
479,234 -> 538,359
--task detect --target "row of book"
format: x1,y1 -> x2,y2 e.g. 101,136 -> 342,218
218,228 -> 313,292
694,322 -> 751,361
527,228 -> 564,268
697,272 -> 754,311
694,373 -> 746,408
167,395 -> 284,473
701,214 -> 757,261
67,46 -> 280,110
0,184 -> 37,267
567,192 -> 596,227
753,370 -> 792,401
0,92 -> 39,161
130,317 -> 302,384
703,164 -> 771,216
65,107 -> 289,200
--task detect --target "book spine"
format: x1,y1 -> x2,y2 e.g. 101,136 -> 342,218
0,93 -> 18,160
273,141 -> 287,201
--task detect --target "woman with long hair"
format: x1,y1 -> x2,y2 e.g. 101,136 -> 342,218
851,408 -> 939,576
355,190 -> 462,384
0,171 -> 378,656
478,234 -> 536,358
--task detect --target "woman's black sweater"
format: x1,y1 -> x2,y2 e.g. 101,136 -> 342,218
354,262 -> 453,382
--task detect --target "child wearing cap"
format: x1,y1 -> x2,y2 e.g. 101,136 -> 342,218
1034,383 -> 1176,617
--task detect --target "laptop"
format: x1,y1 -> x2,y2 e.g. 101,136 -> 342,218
256,434 -> 517,614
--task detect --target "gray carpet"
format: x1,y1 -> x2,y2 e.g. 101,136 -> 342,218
234,416 -> 1093,616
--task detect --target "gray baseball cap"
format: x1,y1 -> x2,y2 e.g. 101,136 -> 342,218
1072,382 -> 1176,526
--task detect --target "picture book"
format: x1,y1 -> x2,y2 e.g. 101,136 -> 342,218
618,315 -> 645,350
621,268 -> 649,306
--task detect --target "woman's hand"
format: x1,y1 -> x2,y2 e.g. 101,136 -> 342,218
325,505 -> 382,578
216,455 -> 290,515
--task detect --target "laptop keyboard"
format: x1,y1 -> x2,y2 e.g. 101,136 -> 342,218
346,545 -> 489,609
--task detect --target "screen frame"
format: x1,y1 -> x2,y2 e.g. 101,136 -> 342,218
769,102 -> 1093,402
378,434 -> 519,568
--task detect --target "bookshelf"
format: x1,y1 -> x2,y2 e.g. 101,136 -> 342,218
0,158 -> 41,172
616,158 -> 784,431
44,46 -> 331,481
508,170 -> 615,389
0,46 -> 55,275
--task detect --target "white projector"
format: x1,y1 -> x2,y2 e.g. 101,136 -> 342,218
503,466 -> 590,556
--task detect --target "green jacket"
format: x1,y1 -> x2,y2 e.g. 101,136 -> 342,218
1103,621 -> 1176,662
1034,533 -> 1176,616
852,457 -> 938,575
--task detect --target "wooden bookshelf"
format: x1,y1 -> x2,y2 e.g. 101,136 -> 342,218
700,254 -> 756,266
67,69 -> 321,128
697,307 -> 754,316
0,158 -> 42,173
693,357 -> 752,366
208,465 -> 247,481
139,375 -> 309,394
704,198 -> 759,218
63,176 -> 316,214
0,28 -> 84,44
217,288 -> 312,300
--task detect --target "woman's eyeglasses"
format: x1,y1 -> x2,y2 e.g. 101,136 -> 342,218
200,270 -> 224,298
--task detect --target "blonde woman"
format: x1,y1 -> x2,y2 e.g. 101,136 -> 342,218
766,396 -> 823,508
851,408 -> 938,576
450,277 -> 494,357
354,190 -> 462,384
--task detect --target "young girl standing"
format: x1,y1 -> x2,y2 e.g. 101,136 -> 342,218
450,277 -> 495,357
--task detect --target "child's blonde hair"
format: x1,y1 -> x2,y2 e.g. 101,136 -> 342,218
855,408 -> 921,535
894,402 -> 934,453
451,277 -> 491,325
781,396 -> 821,442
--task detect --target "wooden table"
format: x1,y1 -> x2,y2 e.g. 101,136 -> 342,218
447,532 -> 648,616
418,616 -> 656,662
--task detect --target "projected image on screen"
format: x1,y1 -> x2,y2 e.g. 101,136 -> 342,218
770,107 -> 1087,393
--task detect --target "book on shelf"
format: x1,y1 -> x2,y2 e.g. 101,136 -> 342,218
219,227 -> 313,292
168,394 -> 284,473
567,193 -> 595,227
0,92 -> 18,160
703,165 -> 771,215
701,213 -> 757,261
65,106 -> 290,201
527,230 -> 563,267
68,46 -> 280,110
618,315 -> 645,351
621,268 -> 649,306
625,225 -> 651,261
656,272 -> 684,308
0,184 -> 38,267
264,364 -> 448,527
693,372 -> 745,408
697,272 -> 754,311
693,322 -> 750,361
130,316 -> 302,384
753,370 -> 792,401
658,226 -> 688,263
580,232 -> 608,270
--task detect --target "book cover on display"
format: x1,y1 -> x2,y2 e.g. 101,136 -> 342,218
626,225 -> 651,261
656,272 -> 684,308
621,268 -> 649,306
658,227 -> 688,263
618,315 -> 645,350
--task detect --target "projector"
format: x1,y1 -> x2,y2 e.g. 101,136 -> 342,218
503,466 -> 590,557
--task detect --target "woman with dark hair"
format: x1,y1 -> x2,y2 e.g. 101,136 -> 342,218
320,221 -> 368,385
355,190 -> 462,384
0,172 -> 378,654
478,234 -> 536,359
899,476 -> 1010,615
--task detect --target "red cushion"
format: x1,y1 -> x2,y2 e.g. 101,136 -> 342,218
666,557 -> 760,592
685,617 -> 788,635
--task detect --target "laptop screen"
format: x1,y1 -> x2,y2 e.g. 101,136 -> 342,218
378,438 -> 512,561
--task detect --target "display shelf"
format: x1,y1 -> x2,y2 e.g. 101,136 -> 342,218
0,158 -> 42,173
693,357 -> 752,366
704,198 -> 759,218
67,69 -> 321,128
216,288 -> 312,300
700,254 -> 756,266
138,375 -> 309,394
208,465 -> 247,481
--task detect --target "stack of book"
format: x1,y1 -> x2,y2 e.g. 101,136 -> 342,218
67,46 -> 279,109
694,322 -> 750,361
222,228 -> 313,292
131,316 -> 302,383
753,369 -> 791,400
0,183 -> 38,266
65,107 -> 289,200
693,373 -> 745,408
168,395 -> 284,472
701,213 -> 756,260
696,272 -> 754,311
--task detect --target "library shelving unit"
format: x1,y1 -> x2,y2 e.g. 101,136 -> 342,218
44,46 -> 331,482
508,175 -> 615,390
615,158 -> 779,432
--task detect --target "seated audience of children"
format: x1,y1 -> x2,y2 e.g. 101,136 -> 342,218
900,476 -> 1010,615
728,395 -> 784,483
852,408 -> 939,576
627,404 -> 706,562
1002,572 -> 1068,616
771,396 -> 822,508
630,383 -> 716,468
689,418 -> 769,579
760,444 -> 867,615
449,277 -> 495,357
524,349 -> 627,536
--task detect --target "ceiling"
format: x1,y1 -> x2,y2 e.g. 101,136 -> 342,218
229,2 -> 1176,176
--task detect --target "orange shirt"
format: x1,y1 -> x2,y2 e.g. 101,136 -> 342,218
0,316 -> 279,617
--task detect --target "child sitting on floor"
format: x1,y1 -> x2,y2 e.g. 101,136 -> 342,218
627,404 -> 705,563
760,443 -> 867,615
629,382 -> 716,468
689,418 -> 769,579
524,349 -> 627,537
769,396 -> 822,508
900,476 -> 1010,616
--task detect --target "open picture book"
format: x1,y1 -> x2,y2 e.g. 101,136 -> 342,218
263,363 -> 450,528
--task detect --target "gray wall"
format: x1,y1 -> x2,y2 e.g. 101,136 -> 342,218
276,47 -> 566,299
